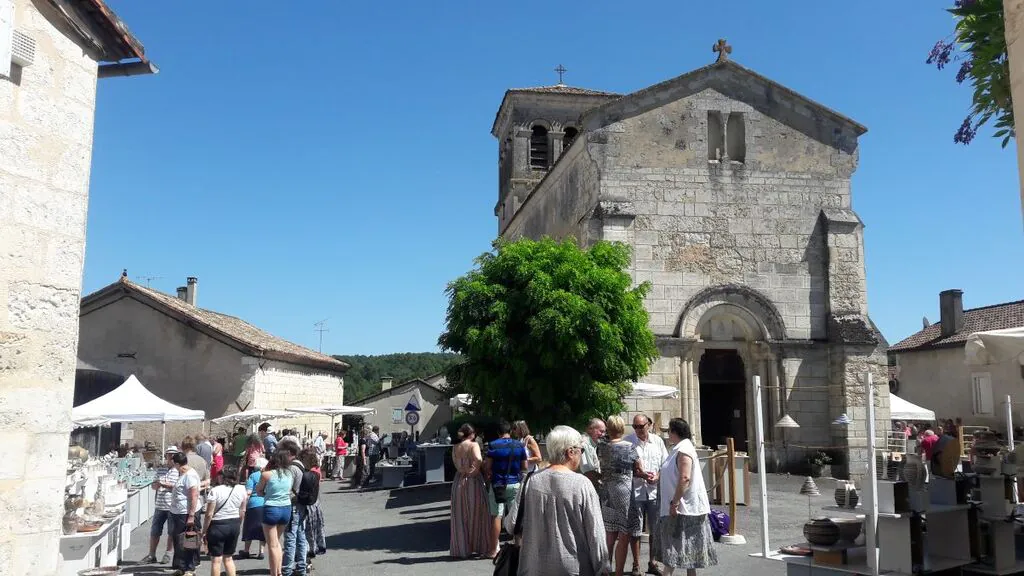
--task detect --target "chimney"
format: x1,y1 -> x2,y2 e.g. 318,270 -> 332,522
176,286 -> 187,300
185,277 -> 198,306
939,289 -> 964,337
381,376 -> 393,391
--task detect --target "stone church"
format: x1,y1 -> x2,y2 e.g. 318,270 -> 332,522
492,46 -> 889,473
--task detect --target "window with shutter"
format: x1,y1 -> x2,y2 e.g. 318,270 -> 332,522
972,373 -> 993,415
0,0 -> 13,79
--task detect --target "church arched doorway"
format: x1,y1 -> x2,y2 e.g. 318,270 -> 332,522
698,348 -> 746,450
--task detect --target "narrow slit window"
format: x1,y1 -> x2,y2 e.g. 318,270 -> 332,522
707,112 -> 724,161
727,112 -> 746,162
563,126 -> 578,151
530,125 -> 549,169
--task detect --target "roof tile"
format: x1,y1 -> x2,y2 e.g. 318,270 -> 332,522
508,84 -> 621,97
889,300 -> 1024,352
86,279 -> 348,371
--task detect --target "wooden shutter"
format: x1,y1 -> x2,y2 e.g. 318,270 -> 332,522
0,0 -> 13,78
972,373 -> 993,415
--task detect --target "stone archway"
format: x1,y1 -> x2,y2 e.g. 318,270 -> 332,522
674,286 -> 785,465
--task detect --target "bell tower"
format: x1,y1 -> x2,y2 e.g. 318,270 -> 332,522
491,68 -> 619,233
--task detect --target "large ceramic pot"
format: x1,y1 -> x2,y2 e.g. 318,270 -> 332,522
832,518 -> 863,543
803,518 -> 840,547
904,454 -> 926,491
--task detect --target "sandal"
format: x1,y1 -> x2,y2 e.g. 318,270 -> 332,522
235,551 -> 251,560
631,565 -> 643,576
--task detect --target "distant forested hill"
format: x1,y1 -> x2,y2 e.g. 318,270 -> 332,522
333,352 -> 461,402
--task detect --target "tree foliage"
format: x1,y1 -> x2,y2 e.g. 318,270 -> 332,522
333,352 -> 462,402
438,237 -> 658,432
927,0 -> 1013,146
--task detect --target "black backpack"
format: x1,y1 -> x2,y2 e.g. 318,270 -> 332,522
297,467 -> 320,506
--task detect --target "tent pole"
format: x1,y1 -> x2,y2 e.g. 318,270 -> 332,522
162,421 -> 166,454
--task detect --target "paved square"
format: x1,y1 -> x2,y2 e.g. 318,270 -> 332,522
120,474 -> 826,575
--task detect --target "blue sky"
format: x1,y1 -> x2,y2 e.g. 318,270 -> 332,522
85,1 -> 1023,355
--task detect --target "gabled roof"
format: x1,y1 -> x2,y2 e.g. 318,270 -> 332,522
80,277 -> 349,372
350,378 -> 445,405
509,84 -> 620,97
890,300 -> 1024,353
581,59 -> 867,139
491,84 -> 621,137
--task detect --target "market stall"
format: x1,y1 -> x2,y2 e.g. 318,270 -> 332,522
287,405 -> 376,473
65,374 -> 204,574
888,394 -> 935,422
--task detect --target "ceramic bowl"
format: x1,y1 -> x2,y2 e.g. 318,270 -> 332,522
803,518 -> 840,547
832,518 -> 863,543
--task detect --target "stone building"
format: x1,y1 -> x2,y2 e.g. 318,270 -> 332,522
492,49 -> 890,473
78,275 -> 350,442
0,0 -> 155,573
352,376 -> 453,440
890,290 -> 1024,430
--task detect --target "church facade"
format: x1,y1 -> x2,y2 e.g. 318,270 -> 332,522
492,51 -> 889,474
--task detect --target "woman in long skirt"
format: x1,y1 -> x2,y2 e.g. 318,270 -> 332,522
449,424 -> 490,558
658,418 -> 718,576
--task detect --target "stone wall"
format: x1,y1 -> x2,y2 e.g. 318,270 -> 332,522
895,346 -> 1019,431
587,87 -> 857,338
253,359 -> 344,434
0,1 -> 102,573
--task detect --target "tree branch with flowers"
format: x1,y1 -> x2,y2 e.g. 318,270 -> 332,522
928,0 -> 1013,146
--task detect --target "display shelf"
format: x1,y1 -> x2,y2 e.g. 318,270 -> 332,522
822,505 -> 866,516
965,559 -> 1024,575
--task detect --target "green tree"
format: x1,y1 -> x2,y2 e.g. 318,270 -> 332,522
927,0 -> 1013,146
332,352 -> 462,402
438,237 -> 658,431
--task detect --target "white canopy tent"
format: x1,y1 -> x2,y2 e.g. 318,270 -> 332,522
965,327 -> 1024,367
286,405 -> 377,438
211,409 -> 295,435
451,382 -> 680,407
889,393 -> 935,422
71,374 -> 205,452
625,382 -> 680,399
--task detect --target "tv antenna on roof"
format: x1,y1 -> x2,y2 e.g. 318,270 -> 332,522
138,275 -> 164,287
314,318 -> 330,353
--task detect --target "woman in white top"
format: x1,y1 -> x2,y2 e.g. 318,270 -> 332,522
203,466 -> 248,576
657,418 -> 718,576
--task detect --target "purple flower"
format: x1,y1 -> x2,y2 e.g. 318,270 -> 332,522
927,40 -> 954,69
956,59 -> 973,83
954,117 -> 977,144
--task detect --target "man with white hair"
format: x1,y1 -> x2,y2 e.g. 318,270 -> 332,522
580,418 -> 606,487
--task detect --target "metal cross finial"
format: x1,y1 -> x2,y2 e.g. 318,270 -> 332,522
554,64 -> 567,85
713,38 -> 732,62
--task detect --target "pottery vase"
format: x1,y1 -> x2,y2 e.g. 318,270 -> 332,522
875,452 -> 887,479
834,481 -> 851,507
62,510 -> 78,535
846,487 -> 859,509
803,518 -> 840,547
904,454 -> 926,491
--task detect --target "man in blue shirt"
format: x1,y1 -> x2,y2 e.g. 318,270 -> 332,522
484,420 -> 528,556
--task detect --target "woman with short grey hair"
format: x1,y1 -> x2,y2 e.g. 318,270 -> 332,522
514,425 -> 609,575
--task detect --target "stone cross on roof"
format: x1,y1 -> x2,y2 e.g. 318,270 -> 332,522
713,38 -> 732,62
554,64 -> 567,86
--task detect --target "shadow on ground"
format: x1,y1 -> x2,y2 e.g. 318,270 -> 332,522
383,483 -> 450,510
326,518 -> 451,554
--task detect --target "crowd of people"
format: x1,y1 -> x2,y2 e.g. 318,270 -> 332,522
144,428 -> 328,576
449,415 -> 718,576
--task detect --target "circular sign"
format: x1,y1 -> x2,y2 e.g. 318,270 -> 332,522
405,411 -> 420,426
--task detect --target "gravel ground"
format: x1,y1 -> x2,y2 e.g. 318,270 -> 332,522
118,473 -> 835,575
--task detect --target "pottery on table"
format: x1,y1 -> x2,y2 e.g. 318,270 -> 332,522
831,518 -> 863,543
974,454 -> 999,475
875,452 -> 888,479
803,518 -> 840,547
904,454 -> 926,491
834,481 -> 857,508
846,487 -> 859,509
